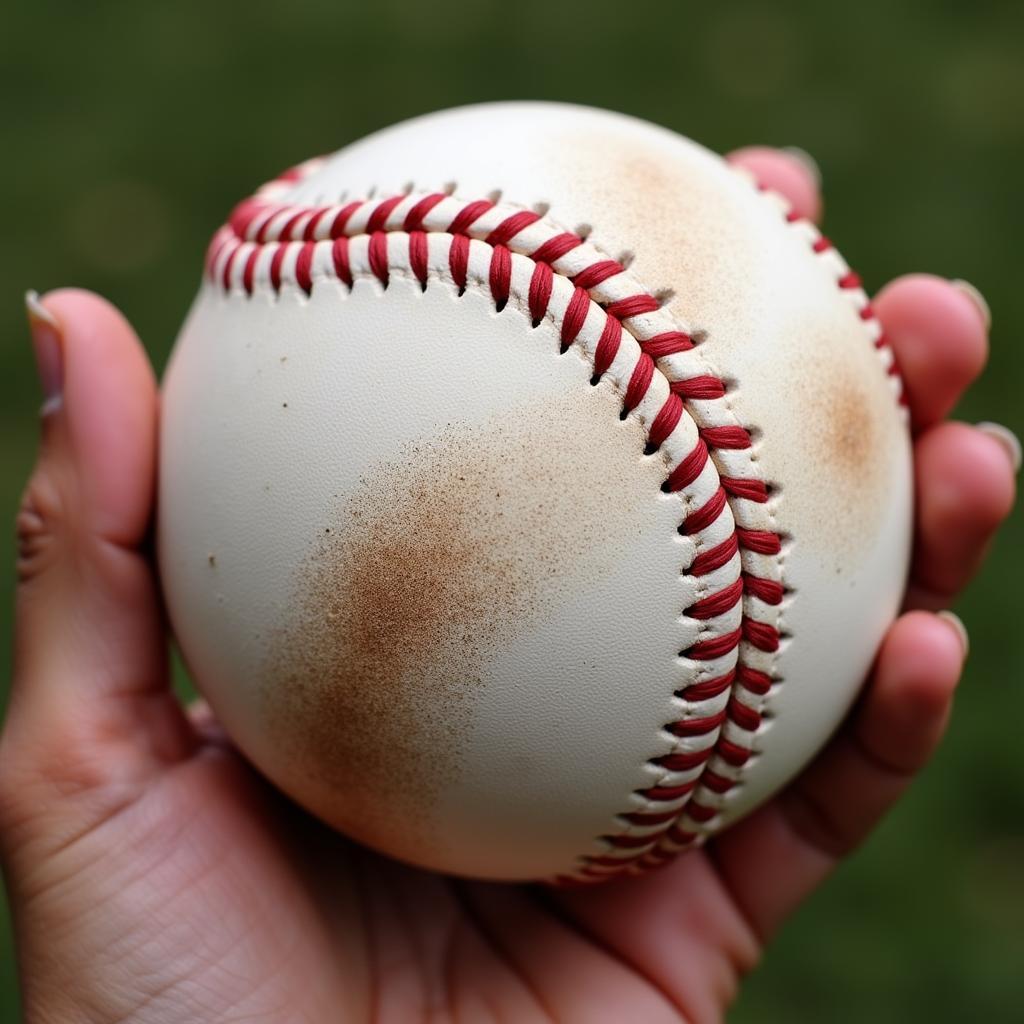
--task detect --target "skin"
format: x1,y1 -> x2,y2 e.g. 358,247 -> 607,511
0,150 -> 1017,1024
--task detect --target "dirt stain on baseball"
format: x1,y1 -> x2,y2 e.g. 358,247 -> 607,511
559,131 -> 762,332
795,335 -> 897,565
263,388 -> 657,863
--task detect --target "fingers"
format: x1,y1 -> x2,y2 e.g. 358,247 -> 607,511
709,611 -> 966,941
13,290 -> 163,695
874,274 -> 989,430
907,421 -> 1018,609
727,146 -> 822,223
25,289 -> 158,544
726,158 -> 990,434
463,878 -> 695,1022
873,273 -> 1014,608
3,291 -> 191,842
724,163 -> 991,439
551,849 -> 760,1022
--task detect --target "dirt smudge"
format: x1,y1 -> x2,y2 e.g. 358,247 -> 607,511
262,389 -> 657,861
793,336 -> 897,566
558,132 -> 762,333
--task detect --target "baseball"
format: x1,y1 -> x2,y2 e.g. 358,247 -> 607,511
158,102 -> 912,884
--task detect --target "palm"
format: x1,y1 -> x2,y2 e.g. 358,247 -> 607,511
3,149 -> 1013,1024
52,731 -> 747,1022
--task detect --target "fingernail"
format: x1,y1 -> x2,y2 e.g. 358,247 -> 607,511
937,611 -> 969,658
26,290 -> 63,415
951,279 -> 991,332
976,421 -> 1022,474
781,146 -> 821,188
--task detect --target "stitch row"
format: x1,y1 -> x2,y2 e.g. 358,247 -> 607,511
207,167 -> 872,881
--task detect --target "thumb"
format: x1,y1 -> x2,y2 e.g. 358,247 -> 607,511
3,291 -> 190,850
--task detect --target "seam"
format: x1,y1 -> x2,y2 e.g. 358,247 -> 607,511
206,160 -> 891,883
734,167 -> 906,409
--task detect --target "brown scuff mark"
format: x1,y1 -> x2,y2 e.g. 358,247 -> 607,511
263,389 -> 661,862
558,131 -> 761,335
793,335 -> 899,568
817,369 -> 881,481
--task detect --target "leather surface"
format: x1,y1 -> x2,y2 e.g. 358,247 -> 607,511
159,102 -> 912,880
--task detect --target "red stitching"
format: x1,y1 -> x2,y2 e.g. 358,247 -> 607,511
684,801 -> 717,824
329,200 -> 362,239
665,437 -> 710,494
682,485 -> 728,534
640,331 -> 693,358
449,234 -> 469,291
728,697 -> 762,732
205,165 -> 901,881
448,198 -> 494,234
242,248 -> 258,297
488,244 -> 511,308
303,207 -> 332,240
403,192 -> 446,231
622,807 -> 686,827
623,354 -> 655,412
277,208 -> 311,241
532,231 -> 583,264
687,577 -> 745,619
736,527 -> 782,554
331,237 -> 352,287
702,770 -> 735,794
409,231 -> 428,287
689,533 -> 739,576
742,617 -> 780,652
593,316 -> 622,378
689,628 -> 744,662
296,241 -> 315,295
606,293 -> 661,320
485,209 -> 541,247
700,425 -> 753,450
679,668 -> 736,702
210,186 -> 761,877
640,780 -> 699,802
528,262 -> 553,325
671,375 -> 725,399
761,182 -> 904,406
366,195 -> 404,234
269,245 -> 286,291
718,738 -> 753,766
655,748 -> 717,772
560,287 -> 589,350
647,392 -> 684,450
722,477 -> 769,502
737,665 -> 773,694
368,234 -> 389,287
573,258 -> 624,290
744,574 -> 785,605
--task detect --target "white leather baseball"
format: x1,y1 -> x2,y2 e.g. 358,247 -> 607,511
158,102 -> 912,883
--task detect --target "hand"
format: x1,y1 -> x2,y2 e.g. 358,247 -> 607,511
1,152 -> 1016,1024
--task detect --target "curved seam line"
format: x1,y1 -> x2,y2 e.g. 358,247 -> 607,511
210,184 -> 781,879
204,164 -> 894,880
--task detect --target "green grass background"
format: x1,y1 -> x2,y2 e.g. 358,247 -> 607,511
1,1 -> 1021,1019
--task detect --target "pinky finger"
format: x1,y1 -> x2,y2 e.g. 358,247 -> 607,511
726,146 -> 823,223
710,610 -> 966,941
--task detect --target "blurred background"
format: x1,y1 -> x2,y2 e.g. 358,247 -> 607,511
1,1 -> 1021,1019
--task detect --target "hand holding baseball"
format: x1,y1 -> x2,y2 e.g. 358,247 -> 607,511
0,147 -> 1016,1023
